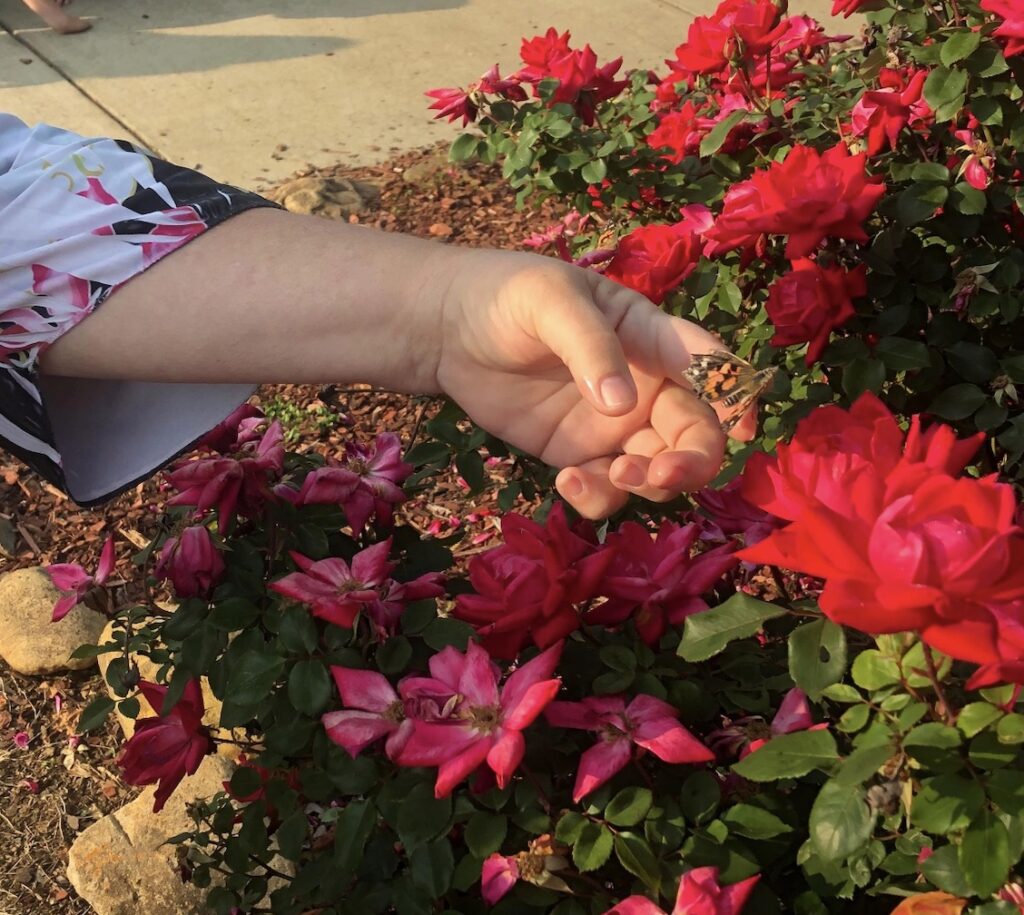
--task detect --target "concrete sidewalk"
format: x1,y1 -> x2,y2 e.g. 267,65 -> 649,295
1,0 -> 842,189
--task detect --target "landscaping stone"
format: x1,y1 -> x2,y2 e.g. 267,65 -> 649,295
0,567 -> 106,675
268,175 -> 380,220
66,755 -> 234,915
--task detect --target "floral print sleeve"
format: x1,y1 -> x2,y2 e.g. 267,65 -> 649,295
0,114 -> 281,505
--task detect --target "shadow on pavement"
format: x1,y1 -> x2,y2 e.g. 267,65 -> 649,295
0,0 -> 466,85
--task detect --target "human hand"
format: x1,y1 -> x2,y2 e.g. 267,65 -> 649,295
430,249 -> 755,519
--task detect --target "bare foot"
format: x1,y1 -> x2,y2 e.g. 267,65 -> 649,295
21,0 -> 92,33
53,15 -> 91,33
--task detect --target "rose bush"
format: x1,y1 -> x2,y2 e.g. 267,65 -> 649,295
51,0 -> 1024,912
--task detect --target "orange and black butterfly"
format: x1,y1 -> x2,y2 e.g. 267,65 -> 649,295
683,352 -> 777,433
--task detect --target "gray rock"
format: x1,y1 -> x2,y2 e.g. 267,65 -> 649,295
0,567 -> 106,675
67,756 -> 235,915
269,175 -> 380,219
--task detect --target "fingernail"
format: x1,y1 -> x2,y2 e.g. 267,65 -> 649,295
561,475 -> 584,499
618,463 -> 645,488
598,374 -> 635,410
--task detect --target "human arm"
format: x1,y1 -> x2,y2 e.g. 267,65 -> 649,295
40,208 -> 751,518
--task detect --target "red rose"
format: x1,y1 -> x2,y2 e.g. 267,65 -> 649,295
453,503 -> 615,658
117,680 -> 210,812
981,0 -> 1024,57
155,525 -> 226,599
704,143 -> 886,259
740,398 -> 1024,668
832,0 -> 887,16
741,392 -> 981,523
646,101 -> 705,163
765,259 -> 866,363
604,207 -> 712,304
850,68 -> 931,156
671,0 -> 788,77
516,29 -> 627,125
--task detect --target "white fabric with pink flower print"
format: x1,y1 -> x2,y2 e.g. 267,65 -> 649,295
0,115 -> 278,504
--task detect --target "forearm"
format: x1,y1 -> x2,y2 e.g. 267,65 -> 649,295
40,208 -> 456,392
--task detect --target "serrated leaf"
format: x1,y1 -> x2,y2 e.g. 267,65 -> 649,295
573,822 -> 613,872
959,809 -> 1010,897
789,618 -> 847,699
911,775 -> 984,834
464,813 -> 507,858
605,787 -> 653,827
699,109 -> 746,157
679,593 -> 787,662
731,729 -> 839,782
940,31 -> 981,66
77,695 -> 115,733
287,659 -> 331,716
614,833 -> 661,892
721,803 -> 793,839
957,702 -> 1002,738
809,781 -> 875,862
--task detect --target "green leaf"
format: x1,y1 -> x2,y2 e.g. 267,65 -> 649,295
396,784 -> 452,852
679,770 -> 721,824
921,844 -> 973,896
455,451 -> 485,492
842,358 -> 886,400
788,618 -> 848,699
699,109 -> 746,157
874,337 -> 932,372
77,695 -> 115,733
940,31 -> 981,66
614,832 -> 661,892
605,787 -> 653,827
897,182 -> 949,226
600,645 -> 637,673
410,838 -> 454,898
851,649 -> 901,690
376,636 -> 413,675
957,702 -> 1003,738
809,781 -> 875,862
996,712 -> 1024,744
822,684 -> 862,703
679,593 -> 787,662
923,67 -> 968,120
333,799 -> 377,876
929,383 -> 988,420
464,813 -> 507,858
287,659 -> 331,716
580,159 -> 608,184
555,811 -> 587,844
835,744 -> 897,787
949,181 -> 987,215
573,822 -> 613,872
911,774 -> 985,834
731,729 -> 839,782
959,809 -> 1010,897
276,808 -> 308,861
449,133 -> 480,163
226,649 -> 285,707
721,804 -> 793,839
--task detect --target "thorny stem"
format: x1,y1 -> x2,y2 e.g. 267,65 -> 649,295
406,397 -> 433,453
921,641 -> 955,725
522,764 -> 553,814
770,566 -> 793,605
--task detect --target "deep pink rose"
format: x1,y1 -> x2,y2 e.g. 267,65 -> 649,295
765,258 -> 866,363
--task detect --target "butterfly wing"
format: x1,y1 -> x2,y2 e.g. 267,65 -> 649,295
682,352 -> 776,432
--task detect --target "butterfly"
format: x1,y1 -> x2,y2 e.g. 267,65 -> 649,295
682,352 -> 777,433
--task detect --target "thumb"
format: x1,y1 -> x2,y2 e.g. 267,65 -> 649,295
531,280 -> 638,416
